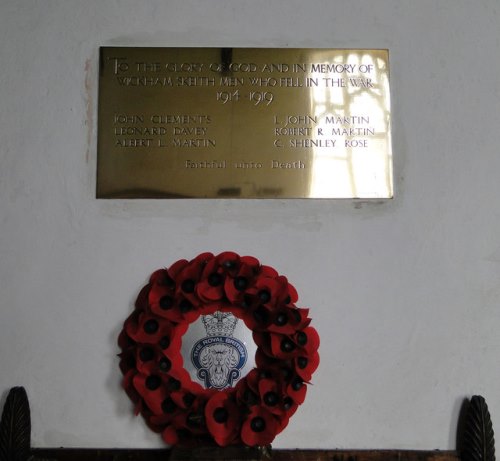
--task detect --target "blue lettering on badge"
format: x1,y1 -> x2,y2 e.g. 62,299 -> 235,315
191,312 -> 247,389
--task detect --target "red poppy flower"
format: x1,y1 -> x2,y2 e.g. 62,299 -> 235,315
285,375 -> 308,405
167,391 -> 209,438
295,351 -> 320,382
176,299 -> 203,324
275,412 -> 291,435
205,392 -> 241,446
294,326 -> 320,355
267,326 -> 320,362
118,348 -> 135,375
118,325 -> 134,348
254,348 -> 285,375
240,255 -> 260,271
167,259 -> 190,280
243,368 -> 261,394
254,364 -> 295,398
193,252 -> 214,265
166,366 -> 203,395
216,251 -> 240,274
143,413 -> 168,434
132,372 -> 169,415
245,276 -> 283,308
155,407 -> 179,426
152,321 -> 188,369
223,262 -> 255,304
162,425 -> 179,445
252,331 -> 272,358
174,261 -> 204,307
126,312 -> 173,345
241,406 -> 279,447
122,369 -> 142,414
134,345 -> 159,375
273,275 -> 299,306
267,306 -> 310,335
235,370 -> 260,408
149,268 -> 175,289
134,284 -> 151,311
269,332 -> 301,360
258,378 -> 284,416
120,309 -> 141,335
283,279 -> 298,304
149,284 -> 184,323
196,258 -> 226,302
243,305 -> 272,332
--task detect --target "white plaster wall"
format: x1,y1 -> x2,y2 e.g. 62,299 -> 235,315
1,0 -> 500,450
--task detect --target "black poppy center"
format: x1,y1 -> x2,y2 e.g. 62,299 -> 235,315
292,377 -> 303,391
297,357 -> 308,369
208,272 -> 223,286
183,393 -> 195,408
297,331 -> 308,346
258,290 -> 271,303
263,391 -> 279,406
181,279 -> 195,293
234,276 -> 248,291
283,397 -> 293,410
275,313 -> 288,326
139,347 -> 155,362
250,416 -> 266,432
259,371 -> 271,379
281,367 -> 293,380
168,378 -> 181,391
243,389 -> 259,406
159,296 -> 174,310
213,407 -> 229,423
253,306 -> 269,324
241,294 -> 253,309
160,275 -> 176,288
179,299 -> 193,313
143,319 -> 159,334
280,338 -> 296,353
145,374 -> 162,391
223,260 -> 237,269
159,335 -> 170,349
162,397 -> 177,414
159,357 -> 171,372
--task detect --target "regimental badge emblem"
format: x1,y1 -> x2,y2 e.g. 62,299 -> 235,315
191,311 -> 247,389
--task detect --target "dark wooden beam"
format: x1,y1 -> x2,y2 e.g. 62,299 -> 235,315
30,448 -> 459,461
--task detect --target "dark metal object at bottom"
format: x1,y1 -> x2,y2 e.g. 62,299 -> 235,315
0,387 -> 496,461
460,396 -> 496,461
0,387 -> 31,461
170,445 -> 271,461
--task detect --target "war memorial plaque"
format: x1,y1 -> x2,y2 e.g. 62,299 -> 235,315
97,48 -> 392,198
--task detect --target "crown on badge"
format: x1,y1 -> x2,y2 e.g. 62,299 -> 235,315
202,311 -> 238,337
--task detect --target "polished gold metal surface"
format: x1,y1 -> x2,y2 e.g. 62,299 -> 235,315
97,48 -> 392,198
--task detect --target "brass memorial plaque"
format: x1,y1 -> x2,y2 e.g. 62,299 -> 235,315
97,48 -> 392,198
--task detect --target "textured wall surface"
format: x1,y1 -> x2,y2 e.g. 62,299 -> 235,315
1,0 -> 500,450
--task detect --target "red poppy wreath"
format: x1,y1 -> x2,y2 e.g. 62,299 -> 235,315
118,251 -> 320,447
